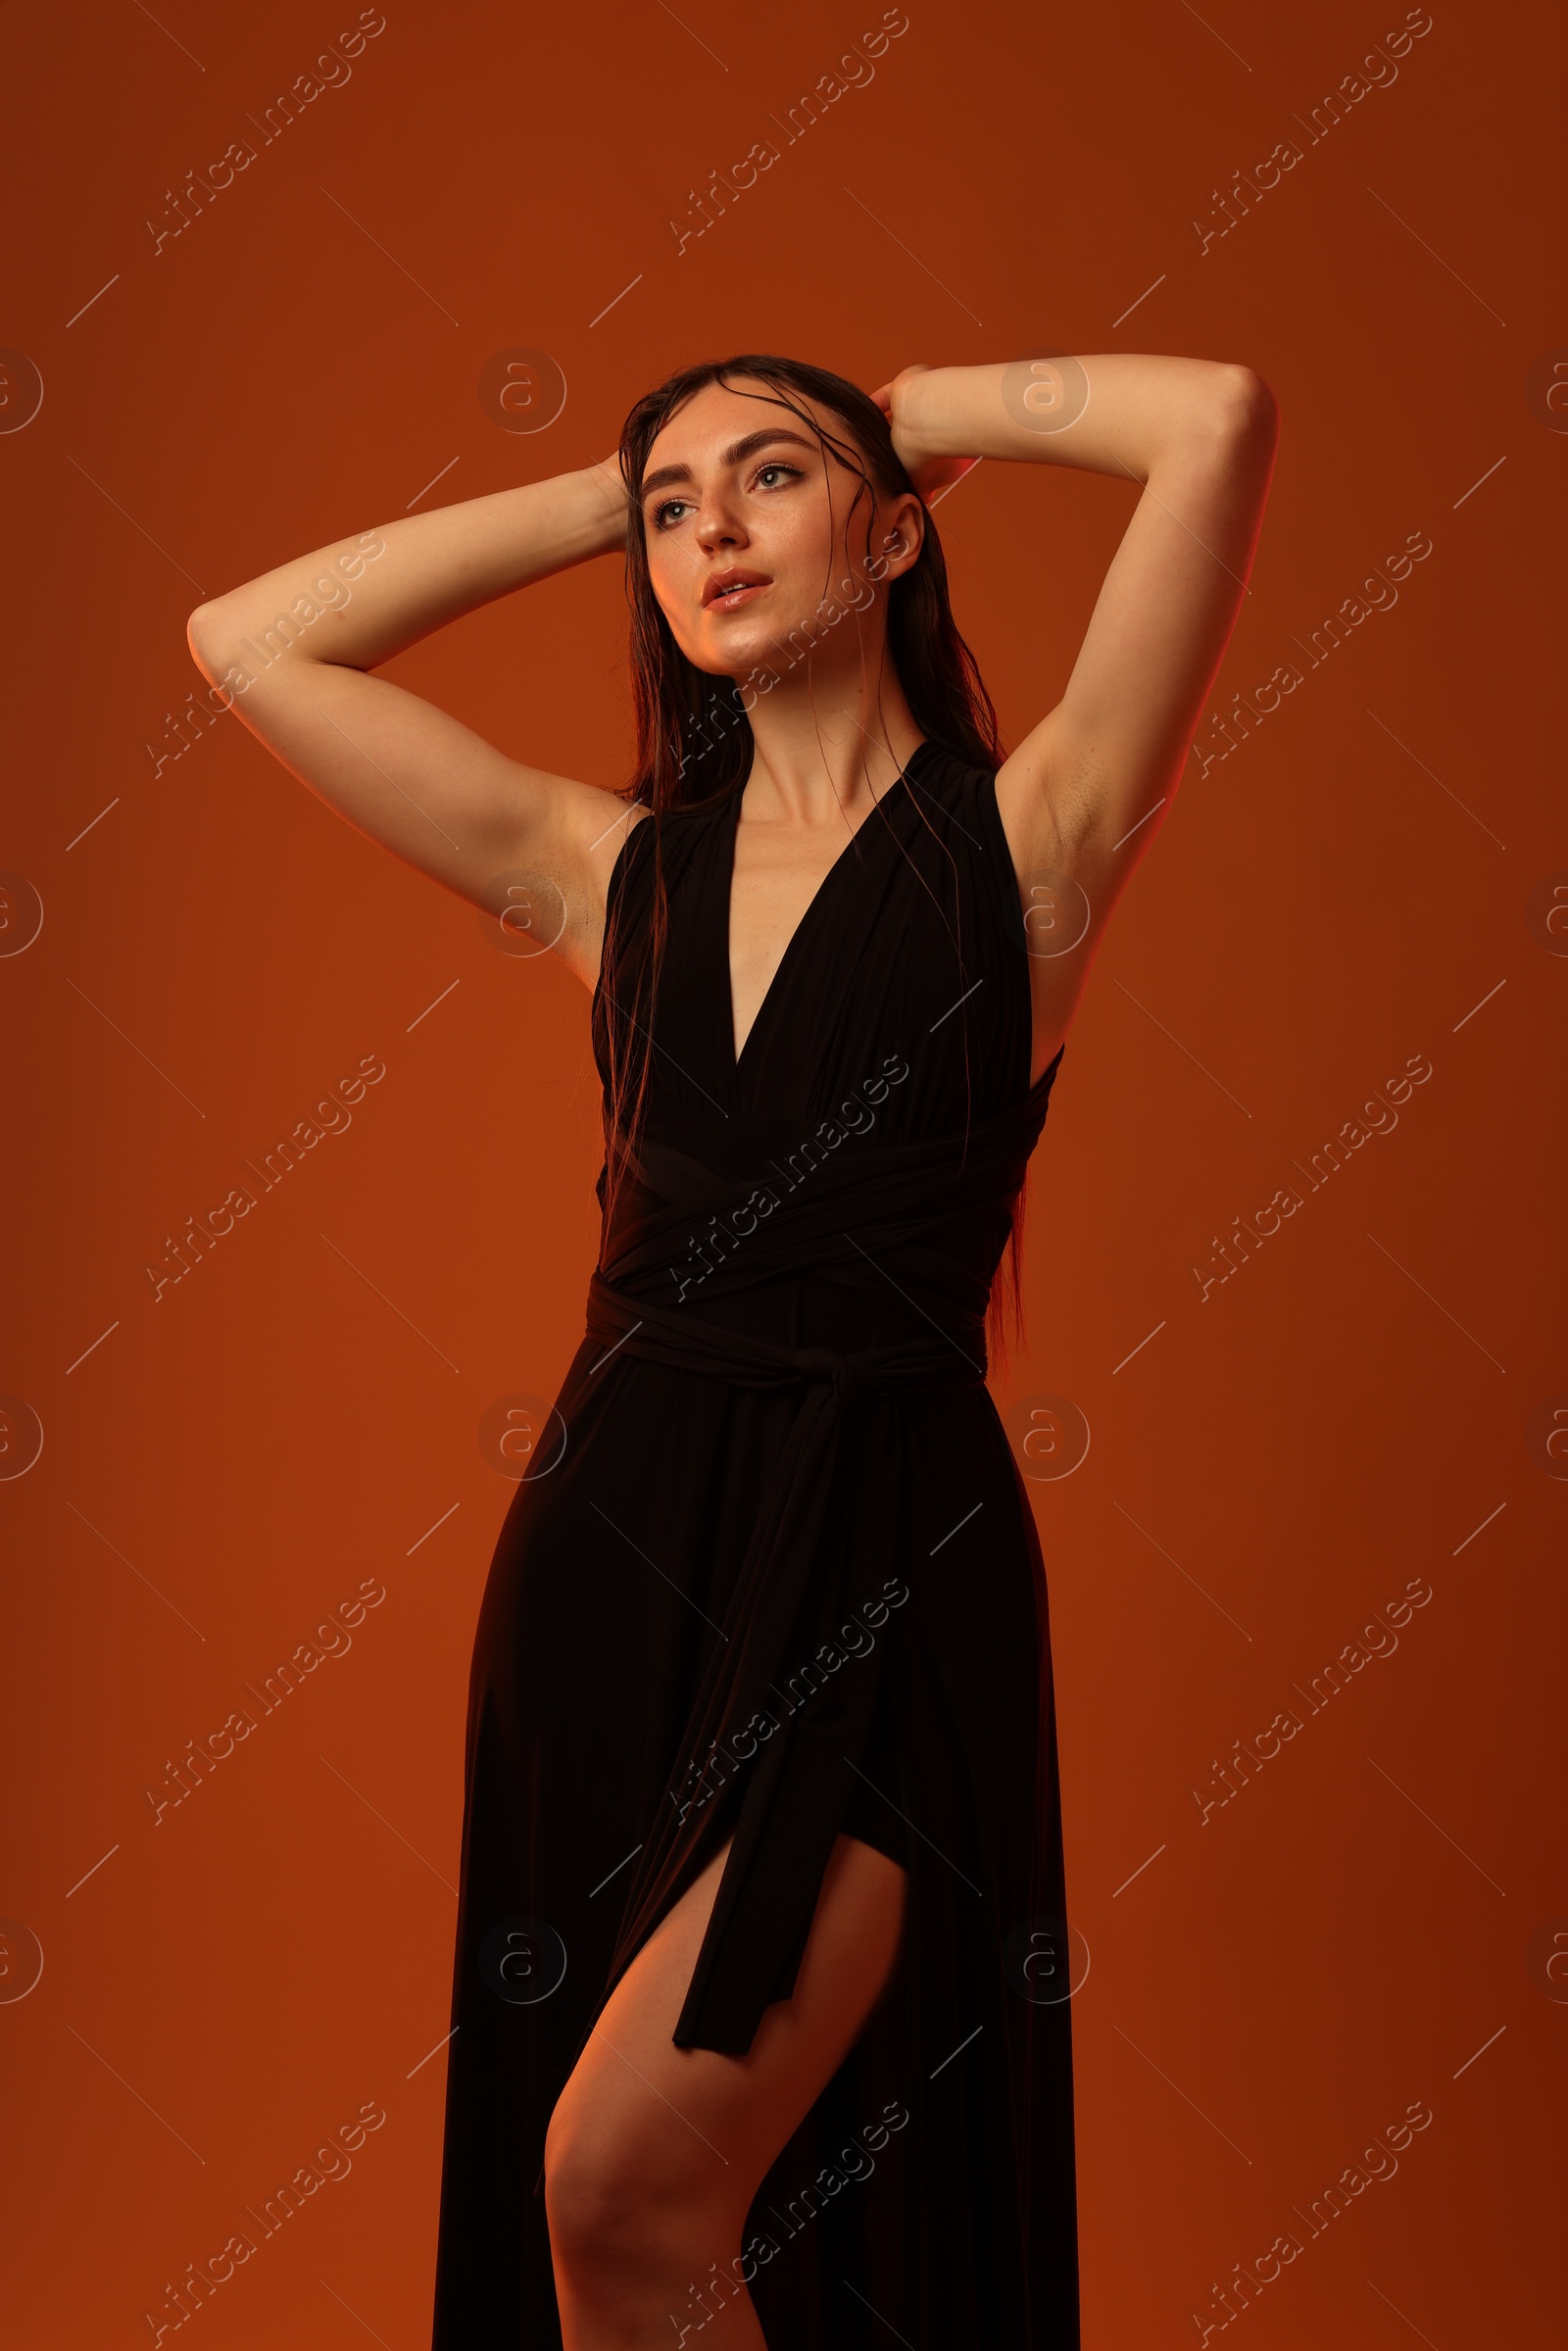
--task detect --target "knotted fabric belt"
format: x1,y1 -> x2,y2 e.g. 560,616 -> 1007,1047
581,1266 -> 985,2055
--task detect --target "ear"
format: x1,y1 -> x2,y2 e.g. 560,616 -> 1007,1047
878,489 -> 926,580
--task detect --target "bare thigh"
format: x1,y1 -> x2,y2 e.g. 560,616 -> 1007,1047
546,1831 -> 907,2227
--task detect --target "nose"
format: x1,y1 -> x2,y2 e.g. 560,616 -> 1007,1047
694,488 -> 749,560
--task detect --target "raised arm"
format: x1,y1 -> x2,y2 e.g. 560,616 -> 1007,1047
185,459 -> 635,986
875,355 -> 1278,1068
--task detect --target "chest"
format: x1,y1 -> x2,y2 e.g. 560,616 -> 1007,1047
726,816 -> 874,1065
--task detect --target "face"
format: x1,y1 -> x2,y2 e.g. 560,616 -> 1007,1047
637,377 -> 923,683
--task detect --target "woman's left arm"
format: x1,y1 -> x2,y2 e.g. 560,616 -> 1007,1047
876,355 -> 1278,1054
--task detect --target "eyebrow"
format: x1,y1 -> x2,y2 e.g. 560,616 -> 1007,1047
639,427 -> 819,503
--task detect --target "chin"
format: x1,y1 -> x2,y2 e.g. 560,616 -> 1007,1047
691,621 -> 789,674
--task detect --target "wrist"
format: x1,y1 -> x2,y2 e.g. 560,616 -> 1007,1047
896,365 -> 973,464
579,456 -> 630,554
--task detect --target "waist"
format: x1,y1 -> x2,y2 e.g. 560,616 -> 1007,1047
590,1262 -> 939,1356
584,1265 -> 987,1401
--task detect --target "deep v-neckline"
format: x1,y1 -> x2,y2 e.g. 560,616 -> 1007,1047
724,748 -> 924,1075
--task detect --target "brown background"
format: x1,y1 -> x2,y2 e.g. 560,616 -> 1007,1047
2,0 -> 1563,2341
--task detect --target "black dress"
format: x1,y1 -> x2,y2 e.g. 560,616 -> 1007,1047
430,736 -> 1079,2346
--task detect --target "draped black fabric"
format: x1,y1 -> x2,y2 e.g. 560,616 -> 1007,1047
431,739 -> 1080,2347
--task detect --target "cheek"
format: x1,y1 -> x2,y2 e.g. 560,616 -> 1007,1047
645,543 -> 694,629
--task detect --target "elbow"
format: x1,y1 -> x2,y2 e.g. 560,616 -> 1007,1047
1212,364 -> 1278,457
187,597 -> 260,697
186,599 -> 229,681
1169,365 -> 1276,491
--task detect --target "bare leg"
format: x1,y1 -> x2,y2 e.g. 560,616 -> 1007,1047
544,1832 -> 906,2348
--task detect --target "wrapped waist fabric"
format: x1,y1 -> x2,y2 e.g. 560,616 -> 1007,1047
571,1054 -> 1061,2060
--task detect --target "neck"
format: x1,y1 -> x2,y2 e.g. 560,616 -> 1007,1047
737,649 -> 925,824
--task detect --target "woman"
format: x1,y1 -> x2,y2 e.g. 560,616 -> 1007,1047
188,347 -> 1276,2347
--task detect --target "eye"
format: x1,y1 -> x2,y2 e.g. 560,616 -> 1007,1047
648,460 -> 804,532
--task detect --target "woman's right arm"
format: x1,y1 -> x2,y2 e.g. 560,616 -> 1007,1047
186,458 -> 634,987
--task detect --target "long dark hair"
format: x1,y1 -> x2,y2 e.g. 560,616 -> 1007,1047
597,353 -> 1031,1369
